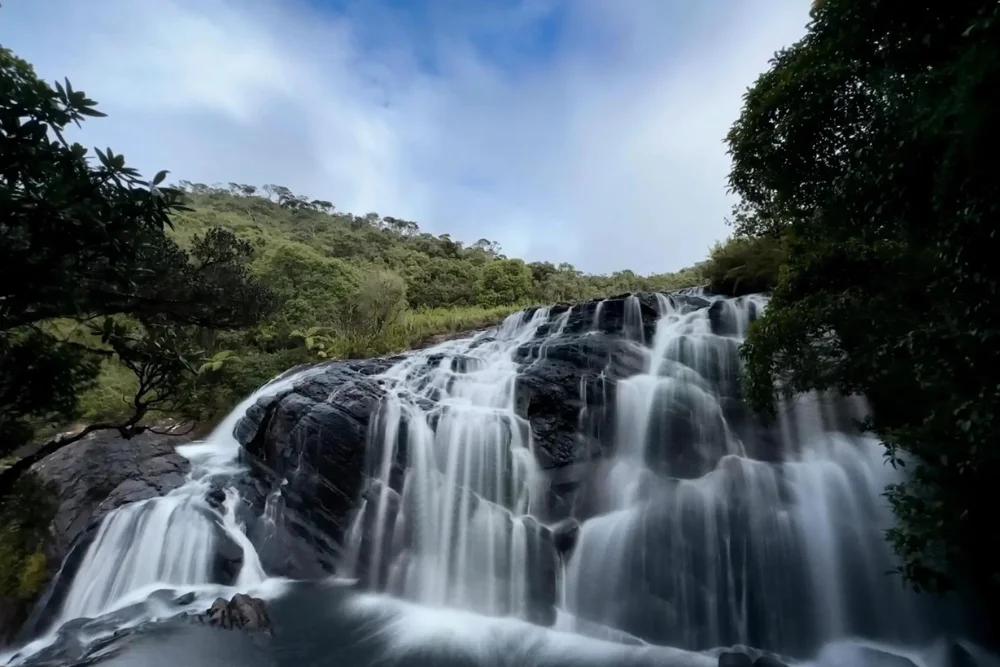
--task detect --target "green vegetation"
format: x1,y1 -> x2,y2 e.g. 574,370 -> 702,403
66,181 -> 719,425
0,45 -> 277,492
728,0 -> 1000,620
0,473 -> 57,599
1,38 -> 723,481
87,182 -> 713,425
701,236 -> 784,297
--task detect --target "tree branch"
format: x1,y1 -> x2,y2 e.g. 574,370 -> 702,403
0,415 -> 142,499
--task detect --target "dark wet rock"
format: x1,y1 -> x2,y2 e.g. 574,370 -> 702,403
718,651 -> 753,667
551,518 -> 580,556
196,594 -> 272,634
946,641 -> 983,667
173,592 -> 197,606
205,486 -> 226,509
555,294 -> 658,341
30,430 -> 191,564
351,479 -> 405,588
707,296 -> 763,337
213,530 -> 244,585
4,431 -> 192,644
235,358 -> 394,578
522,517 -> 559,627
11,595 -> 273,667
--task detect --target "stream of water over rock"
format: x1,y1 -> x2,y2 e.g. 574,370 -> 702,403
3,293 -> 994,667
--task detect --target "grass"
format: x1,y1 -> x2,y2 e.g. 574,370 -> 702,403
383,304 -> 525,350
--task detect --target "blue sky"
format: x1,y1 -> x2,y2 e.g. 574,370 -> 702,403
1,0 -> 810,274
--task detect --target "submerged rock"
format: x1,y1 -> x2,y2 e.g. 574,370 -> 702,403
752,656 -> 789,667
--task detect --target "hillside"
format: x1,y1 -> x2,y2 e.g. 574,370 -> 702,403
76,182 -> 710,426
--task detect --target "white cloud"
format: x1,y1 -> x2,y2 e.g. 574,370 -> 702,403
1,0 -> 809,274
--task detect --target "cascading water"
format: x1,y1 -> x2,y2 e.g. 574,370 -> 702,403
346,292 -> 976,665
348,308 -> 550,620
558,294 -> 932,655
7,292 -> 993,667
33,368 -> 316,635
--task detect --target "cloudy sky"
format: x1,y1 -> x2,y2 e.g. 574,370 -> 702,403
2,0 -> 809,275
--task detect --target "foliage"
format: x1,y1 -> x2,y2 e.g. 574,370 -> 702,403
729,0 -> 1000,606
475,259 -> 535,308
289,327 -> 337,360
335,270 -> 409,356
0,45 -> 276,464
254,240 -> 359,336
700,236 -> 785,297
0,328 -> 100,448
0,473 -> 57,599
102,181 -> 708,425
167,184 -> 708,319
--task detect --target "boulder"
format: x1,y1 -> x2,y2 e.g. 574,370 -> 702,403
551,518 -> 581,556
196,594 -> 272,634
234,358 -> 395,578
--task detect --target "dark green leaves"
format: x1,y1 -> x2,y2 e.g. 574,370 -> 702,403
728,0 -> 1000,611
0,45 -> 276,455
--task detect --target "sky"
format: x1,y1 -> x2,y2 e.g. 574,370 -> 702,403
1,0 -> 810,275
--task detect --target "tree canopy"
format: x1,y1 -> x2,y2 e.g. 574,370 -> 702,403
0,46 -> 276,482
728,0 -> 1000,613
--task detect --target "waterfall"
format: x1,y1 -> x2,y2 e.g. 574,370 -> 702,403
10,292 -> 987,667
556,295 -> 927,653
349,307 -> 550,618
348,292 -> 958,661
45,368 -> 315,628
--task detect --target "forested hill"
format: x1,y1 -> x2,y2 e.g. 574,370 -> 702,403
171,181 -> 705,310
73,181 -> 728,428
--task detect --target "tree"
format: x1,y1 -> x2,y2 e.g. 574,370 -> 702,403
255,240 -> 359,334
475,259 -> 534,307
335,270 -> 408,353
0,46 -> 276,492
407,257 -> 479,308
728,0 -> 1000,617
700,236 -> 784,297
